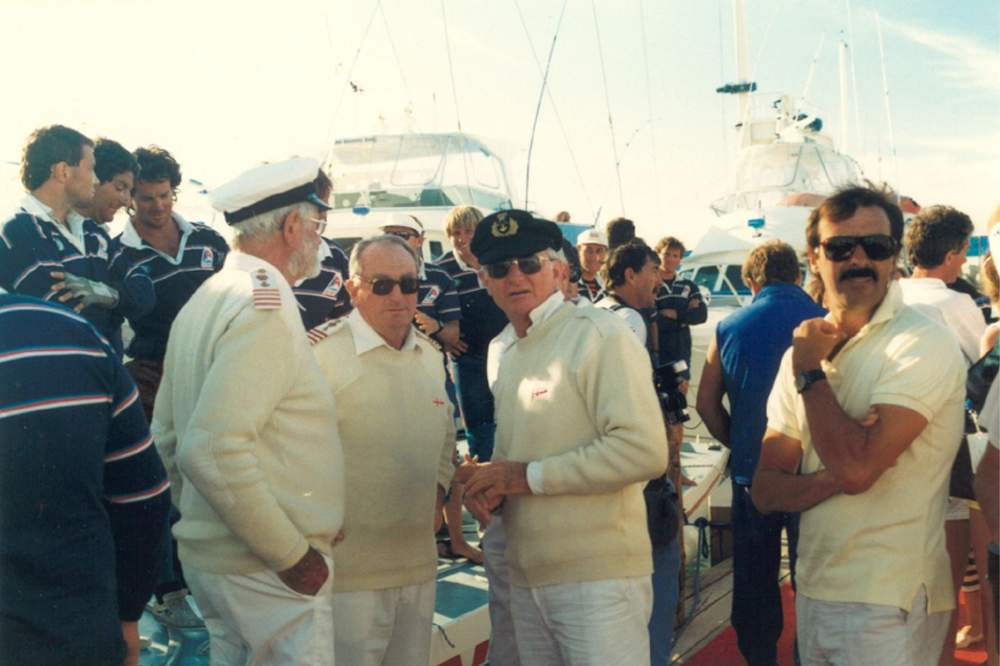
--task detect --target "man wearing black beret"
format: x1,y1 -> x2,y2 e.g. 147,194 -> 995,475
463,209 -> 667,665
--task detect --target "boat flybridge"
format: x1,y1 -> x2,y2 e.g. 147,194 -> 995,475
683,93 -> 864,309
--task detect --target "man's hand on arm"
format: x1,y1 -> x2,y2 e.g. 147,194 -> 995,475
277,546 -> 329,596
50,270 -> 119,310
751,429 -> 843,514
462,460 -> 530,523
792,318 -> 928,494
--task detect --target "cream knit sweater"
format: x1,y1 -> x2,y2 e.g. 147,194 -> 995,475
153,252 -> 345,575
312,314 -> 455,592
492,301 -> 667,587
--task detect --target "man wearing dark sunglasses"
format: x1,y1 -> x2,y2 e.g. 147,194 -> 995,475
462,209 -> 667,665
310,235 -> 456,665
752,186 -> 967,665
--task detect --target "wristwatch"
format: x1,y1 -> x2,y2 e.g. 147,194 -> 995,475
795,368 -> 827,394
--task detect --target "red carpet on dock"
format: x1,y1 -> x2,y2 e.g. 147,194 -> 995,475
684,582 -> 989,665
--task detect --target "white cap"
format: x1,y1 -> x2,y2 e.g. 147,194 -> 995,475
576,228 -> 608,248
378,212 -> 423,233
210,157 -> 331,225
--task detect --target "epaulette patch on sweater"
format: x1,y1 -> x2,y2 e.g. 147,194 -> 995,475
251,268 -> 281,310
307,317 -> 346,345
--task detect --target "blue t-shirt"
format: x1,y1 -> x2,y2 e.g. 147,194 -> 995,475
716,281 -> 826,483
294,238 -> 352,330
0,295 -> 170,664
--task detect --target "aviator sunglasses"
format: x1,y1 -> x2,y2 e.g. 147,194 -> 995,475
483,254 -> 550,279
362,276 -> 420,295
819,234 -> 898,262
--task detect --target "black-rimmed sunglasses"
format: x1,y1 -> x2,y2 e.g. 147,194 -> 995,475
819,234 -> 898,262
483,254 -> 549,279
363,276 -> 420,295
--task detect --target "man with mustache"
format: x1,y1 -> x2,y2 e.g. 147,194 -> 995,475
751,186 -> 966,665
153,158 -> 345,664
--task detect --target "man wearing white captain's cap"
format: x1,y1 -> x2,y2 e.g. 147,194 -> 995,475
152,157 -> 346,665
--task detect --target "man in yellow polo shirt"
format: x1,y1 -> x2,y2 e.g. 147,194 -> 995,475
751,186 -> 966,665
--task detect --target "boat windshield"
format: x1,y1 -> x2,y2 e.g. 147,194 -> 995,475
682,264 -> 752,298
327,134 -> 513,211
711,142 -> 861,215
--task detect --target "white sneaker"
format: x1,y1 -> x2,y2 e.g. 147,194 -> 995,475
150,589 -> 205,629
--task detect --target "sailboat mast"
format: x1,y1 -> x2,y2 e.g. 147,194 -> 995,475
838,36 -> 850,152
732,0 -> 751,130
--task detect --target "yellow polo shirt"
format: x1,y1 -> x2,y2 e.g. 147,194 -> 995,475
766,282 -> 965,612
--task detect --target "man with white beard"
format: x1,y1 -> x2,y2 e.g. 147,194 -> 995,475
153,158 -> 346,665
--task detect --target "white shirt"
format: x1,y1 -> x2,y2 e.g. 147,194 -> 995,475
899,277 -> 985,364
345,307 -> 417,355
594,295 -> 646,343
20,194 -> 89,254
982,377 -> 999,450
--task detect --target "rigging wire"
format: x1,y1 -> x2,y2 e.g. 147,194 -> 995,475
717,0 -> 730,166
377,1 -> 417,130
513,0 -> 594,220
591,0 -> 626,215
439,0 -> 473,201
524,0 -> 570,210
845,0 -> 864,155
638,0 -> 663,220
874,12 -> 899,190
323,0 -> 381,165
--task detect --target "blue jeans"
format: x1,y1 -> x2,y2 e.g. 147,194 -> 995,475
649,534 -> 682,665
730,480 -> 799,666
454,353 -> 495,461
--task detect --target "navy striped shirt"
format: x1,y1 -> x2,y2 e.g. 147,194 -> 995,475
654,276 -> 707,370
294,238 -> 352,330
0,195 -> 152,353
109,215 -> 229,361
0,294 -> 170,664
435,250 -> 508,356
418,260 -> 461,323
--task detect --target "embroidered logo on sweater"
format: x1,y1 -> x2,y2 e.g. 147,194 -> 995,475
251,268 -> 281,310
432,397 -> 445,406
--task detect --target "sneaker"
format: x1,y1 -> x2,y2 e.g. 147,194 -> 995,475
955,624 -> 983,649
150,589 -> 205,629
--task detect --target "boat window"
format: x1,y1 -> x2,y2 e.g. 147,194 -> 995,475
724,265 -> 751,295
692,266 -> 719,293
428,240 -> 443,260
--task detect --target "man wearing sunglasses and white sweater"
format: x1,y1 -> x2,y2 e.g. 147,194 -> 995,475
310,235 -> 456,666
462,209 -> 667,666
751,186 -> 966,665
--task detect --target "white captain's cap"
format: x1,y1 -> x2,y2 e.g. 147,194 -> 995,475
210,157 -> 332,226
378,212 -> 423,233
576,228 -> 608,247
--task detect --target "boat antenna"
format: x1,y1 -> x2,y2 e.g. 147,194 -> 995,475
524,0 -> 570,210
377,2 -> 417,131
838,34 -> 850,152
591,0 -> 626,214
845,0 -> 864,154
440,0 -> 473,203
799,32 -> 827,111
639,0 -> 663,220
323,0 -> 380,166
514,0 -> 594,220
875,11 -> 899,189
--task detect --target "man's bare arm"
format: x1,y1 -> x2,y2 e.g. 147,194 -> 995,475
751,428 -> 842,514
975,445 -> 1000,543
695,337 -> 730,447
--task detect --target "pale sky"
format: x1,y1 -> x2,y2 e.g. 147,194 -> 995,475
1,0 -> 997,245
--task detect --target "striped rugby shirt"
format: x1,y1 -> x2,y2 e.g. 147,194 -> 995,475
294,238 -> 352,330
654,275 -> 707,372
0,194 -> 153,353
418,259 -> 461,324
109,214 -> 229,362
0,294 -> 170,663
435,250 -> 507,357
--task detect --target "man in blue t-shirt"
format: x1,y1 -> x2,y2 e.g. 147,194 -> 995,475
0,293 -> 171,666
696,240 -> 825,666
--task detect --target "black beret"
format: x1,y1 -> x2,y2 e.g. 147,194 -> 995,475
471,209 -> 564,265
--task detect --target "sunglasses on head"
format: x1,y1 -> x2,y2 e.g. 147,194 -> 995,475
819,234 -> 898,262
363,275 -> 420,295
483,254 -> 549,279
385,229 -> 421,240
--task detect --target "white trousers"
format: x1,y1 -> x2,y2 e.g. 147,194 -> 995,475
796,585 -> 950,666
185,556 -> 335,666
482,515 -> 521,666
332,578 -> 436,666
509,575 -> 653,666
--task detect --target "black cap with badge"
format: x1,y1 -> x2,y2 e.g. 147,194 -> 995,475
471,209 -> 563,265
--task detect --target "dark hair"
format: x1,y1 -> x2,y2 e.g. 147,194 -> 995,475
20,125 -> 94,190
560,238 -> 582,281
606,217 -> 635,250
555,211 -> 571,222
603,239 -> 658,288
134,145 -> 182,189
742,240 -> 800,287
905,205 -> 974,268
315,169 -> 333,201
654,235 -> 686,255
93,138 -> 139,184
806,184 -> 904,248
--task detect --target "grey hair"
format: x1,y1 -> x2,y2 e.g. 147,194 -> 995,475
232,202 -> 314,249
349,234 -> 419,278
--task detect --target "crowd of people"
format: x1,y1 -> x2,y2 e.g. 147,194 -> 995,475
0,123 -> 997,666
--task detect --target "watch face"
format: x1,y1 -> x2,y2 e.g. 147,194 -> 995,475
795,373 -> 808,392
